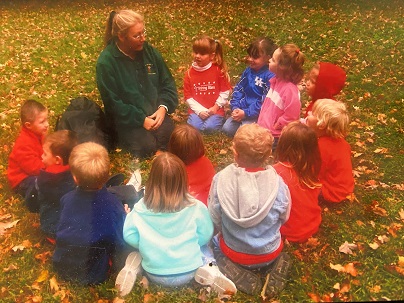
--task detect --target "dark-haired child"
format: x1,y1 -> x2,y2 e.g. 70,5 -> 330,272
223,37 -> 277,137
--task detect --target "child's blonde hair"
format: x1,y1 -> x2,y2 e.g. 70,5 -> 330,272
69,142 -> 110,189
168,124 -> 205,165
312,98 -> 350,138
277,44 -> 305,84
20,99 -> 47,124
104,10 -> 144,46
192,35 -> 228,77
144,152 -> 194,212
276,121 -> 322,189
44,130 -> 78,165
233,123 -> 273,167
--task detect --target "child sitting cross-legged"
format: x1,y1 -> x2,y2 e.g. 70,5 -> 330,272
115,152 -> 236,297
53,142 -> 129,285
208,123 -> 292,298
38,130 -> 78,239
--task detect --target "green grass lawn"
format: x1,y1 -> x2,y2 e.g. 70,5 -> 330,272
0,0 -> 403,302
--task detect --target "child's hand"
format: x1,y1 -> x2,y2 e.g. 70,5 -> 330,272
208,104 -> 220,115
231,109 -> 245,122
199,111 -> 210,120
123,204 -> 131,214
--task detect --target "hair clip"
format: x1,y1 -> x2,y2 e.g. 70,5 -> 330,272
295,49 -> 300,54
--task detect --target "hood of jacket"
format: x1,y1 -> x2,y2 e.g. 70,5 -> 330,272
217,164 -> 279,229
312,62 -> 346,101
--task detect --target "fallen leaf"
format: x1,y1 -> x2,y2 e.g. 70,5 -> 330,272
399,209 -> 404,221
340,283 -> 351,293
330,263 -> 345,272
49,276 -> 59,292
35,251 -> 52,264
398,256 -> 404,267
35,270 -> 49,283
3,264 -> 18,272
0,220 -> 20,235
339,241 -> 357,254
369,242 -> 379,250
307,292 -> 321,302
344,263 -> 358,277
11,245 -> 25,252
370,285 -> 381,293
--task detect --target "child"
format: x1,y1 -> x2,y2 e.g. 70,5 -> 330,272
208,123 -> 292,297
117,152 -> 236,296
168,124 -> 215,205
222,37 -> 277,137
184,35 -> 232,132
273,121 -> 322,242
7,99 -> 49,212
38,130 -> 78,237
305,98 -> 354,203
257,43 -> 305,150
53,142 -> 128,285
304,62 -> 346,117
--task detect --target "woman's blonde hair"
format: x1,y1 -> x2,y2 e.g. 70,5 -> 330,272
168,124 -> 205,165
104,10 -> 144,46
192,35 -> 229,78
312,98 -> 350,138
233,123 -> 273,168
276,44 -> 305,84
144,152 -> 194,212
276,121 -> 322,188
69,142 -> 110,189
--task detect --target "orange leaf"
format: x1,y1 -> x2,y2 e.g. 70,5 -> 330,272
344,263 -> 358,277
307,292 -> 321,302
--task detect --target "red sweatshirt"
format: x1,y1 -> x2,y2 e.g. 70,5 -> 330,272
7,127 -> 44,189
305,62 -> 346,117
318,136 -> 354,202
274,162 -> 321,243
186,156 -> 215,206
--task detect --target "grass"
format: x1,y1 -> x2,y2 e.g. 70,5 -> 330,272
0,0 -> 403,302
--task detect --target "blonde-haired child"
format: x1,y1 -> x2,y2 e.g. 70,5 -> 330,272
258,43 -> 305,150
168,124 -> 215,205
118,152 -> 236,296
305,98 -> 354,203
184,35 -> 232,132
273,121 -> 322,242
53,142 -> 128,285
208,123 -> 292,297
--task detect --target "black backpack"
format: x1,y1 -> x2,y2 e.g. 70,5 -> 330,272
55,97 -> 113,150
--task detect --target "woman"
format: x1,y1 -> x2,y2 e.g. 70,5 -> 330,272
96,10 -> 178,158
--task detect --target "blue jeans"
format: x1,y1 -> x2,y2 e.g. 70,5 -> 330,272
222,117 -> 257,137
187,113 -> 224,133
145,245 -> 215,287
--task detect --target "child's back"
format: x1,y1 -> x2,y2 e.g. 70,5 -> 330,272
306,99 -> 354,203
273,122 -> 322,242
53,142 -> 127,284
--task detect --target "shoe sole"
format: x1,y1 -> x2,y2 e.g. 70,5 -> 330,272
195,266 -> 237,295
115,252 -> 142,297
216,254 -> 262,295
265,252 -> 292,298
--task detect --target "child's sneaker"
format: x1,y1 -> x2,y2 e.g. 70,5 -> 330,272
264,252 -> 292,298
126,169 -> 143,192
195,263 -> 237,295
115,251 -> 142,297
215,253 -> 262,295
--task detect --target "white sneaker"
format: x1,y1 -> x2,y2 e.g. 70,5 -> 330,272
115,251 -> 142,297
195,264 -> 237,295
126,169 -> 142,192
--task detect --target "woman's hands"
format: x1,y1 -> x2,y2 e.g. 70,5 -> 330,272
143,106 -> 166,130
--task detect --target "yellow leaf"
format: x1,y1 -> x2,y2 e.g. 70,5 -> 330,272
398,256 -> 404,268
369,242 -> 379,250
370,285 -> 381,293
330,263 -> 345,272
36,270 -> 49,283
49,276 -> 59,292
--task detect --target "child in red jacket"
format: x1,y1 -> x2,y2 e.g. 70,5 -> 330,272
168,124 -> 215,206
273,121 -> 322,242
306,98 -> 354,203
7,99 -> 49,212
304,62 -> 346,117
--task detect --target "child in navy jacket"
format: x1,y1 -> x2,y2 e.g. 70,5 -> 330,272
53,142 -> 128,285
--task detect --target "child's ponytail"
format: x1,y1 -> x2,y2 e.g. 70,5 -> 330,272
277,44 -> 305,84
213,40 -> 229,77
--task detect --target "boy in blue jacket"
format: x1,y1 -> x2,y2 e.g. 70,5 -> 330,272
53,142 -> 129,285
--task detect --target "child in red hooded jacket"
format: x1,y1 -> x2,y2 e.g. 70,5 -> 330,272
304,62 -> 346,117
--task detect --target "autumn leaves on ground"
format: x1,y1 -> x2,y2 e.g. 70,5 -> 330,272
0,0 -> 403,302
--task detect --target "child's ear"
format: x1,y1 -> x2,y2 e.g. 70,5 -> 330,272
72,174 -> 79,185
24,121 -> 32,129
55,155 -> 63,165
